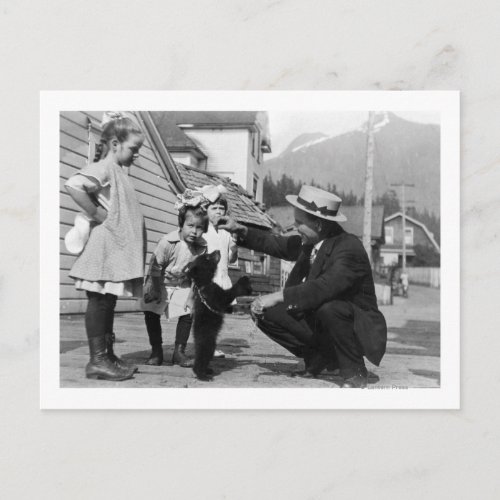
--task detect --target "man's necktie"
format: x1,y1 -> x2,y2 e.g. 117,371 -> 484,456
310,246 -> 318,264
300,246 -> 313,282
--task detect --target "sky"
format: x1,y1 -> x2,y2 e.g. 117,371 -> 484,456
266,111 -> 440,158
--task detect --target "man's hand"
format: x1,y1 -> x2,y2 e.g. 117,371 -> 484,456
250,291 -> 284,318
216,216 -> 247,238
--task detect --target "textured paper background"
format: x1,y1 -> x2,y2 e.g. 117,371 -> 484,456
2,0 -> 499,497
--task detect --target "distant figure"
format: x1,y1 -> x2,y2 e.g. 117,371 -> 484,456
400,271 -> 409,298
389,266 -> 399,298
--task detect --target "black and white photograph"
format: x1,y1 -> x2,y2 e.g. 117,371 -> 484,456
4,0 -> 499,496
40,91 -> 459,409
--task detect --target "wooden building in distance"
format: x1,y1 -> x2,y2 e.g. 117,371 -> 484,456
381,212 -> 440,267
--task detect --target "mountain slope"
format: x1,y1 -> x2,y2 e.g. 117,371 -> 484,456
264,113 -> 440,215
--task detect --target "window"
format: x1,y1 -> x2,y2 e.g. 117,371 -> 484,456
228,256 -> 239,269
242,251 -> 268,275
253,259 -> 264,275
252,254 -> 268,275
384,226 -> 394,245
253,174 -> 259,200
404,227 -> 414,246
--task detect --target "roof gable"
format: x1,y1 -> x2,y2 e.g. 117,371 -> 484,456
149,112 -> 206,156
150,111 -> 271,152
164,111 -> 260,127
385,212 -> 440,252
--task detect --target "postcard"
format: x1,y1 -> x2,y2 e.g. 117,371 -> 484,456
40,90 -> 459,409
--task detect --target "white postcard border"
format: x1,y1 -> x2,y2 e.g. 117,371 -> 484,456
40,90 -> 460,409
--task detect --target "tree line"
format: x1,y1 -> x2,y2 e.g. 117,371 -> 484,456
263,173 -> 361,208
263,173 -> 440,244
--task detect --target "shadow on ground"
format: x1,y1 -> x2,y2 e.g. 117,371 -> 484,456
410,369 -> 440,383
60,340 -> 88,354
387,320 -> 440,357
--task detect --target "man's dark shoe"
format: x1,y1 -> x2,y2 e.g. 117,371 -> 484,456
341,374 -> 368,388
292,349 -> 329,378
324,359 -> 340,376
306,352 -> 329,377
367,371 -> 380,383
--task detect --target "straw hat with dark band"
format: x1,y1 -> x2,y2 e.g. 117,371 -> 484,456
285,185 -> 347,222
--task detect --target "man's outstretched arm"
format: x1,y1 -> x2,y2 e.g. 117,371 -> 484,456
217,216 -> 302,261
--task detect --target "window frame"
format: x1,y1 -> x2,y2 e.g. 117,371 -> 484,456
404,227 -> 414,246
384,225 -> 394,245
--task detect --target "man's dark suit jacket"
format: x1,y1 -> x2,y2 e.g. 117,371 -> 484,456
241,226 -> 387,366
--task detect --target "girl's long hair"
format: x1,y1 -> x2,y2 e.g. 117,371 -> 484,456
94,116 -> 143,162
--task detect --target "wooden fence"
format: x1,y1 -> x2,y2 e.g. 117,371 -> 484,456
407,267 -> 440,288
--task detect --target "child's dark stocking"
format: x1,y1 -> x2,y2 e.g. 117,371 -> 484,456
102,296 -> 138,373
144,311 -> 163,365
172,314 -> 193,367
85,292 -> 134,381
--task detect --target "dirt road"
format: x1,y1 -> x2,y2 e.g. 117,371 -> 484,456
60,285 -> 440,388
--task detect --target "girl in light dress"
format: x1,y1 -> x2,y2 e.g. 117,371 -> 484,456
204,195 -> 238,358
65,113 -> 145,381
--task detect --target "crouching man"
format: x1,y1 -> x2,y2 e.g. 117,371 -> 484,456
218,185 -> 387,388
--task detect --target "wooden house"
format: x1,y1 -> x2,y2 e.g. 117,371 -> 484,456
381,212 -> 440,266
59,111 -> 279,315
150,111 -> 271,203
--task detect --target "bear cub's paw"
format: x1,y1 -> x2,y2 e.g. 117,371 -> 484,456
235,276 -> 252,296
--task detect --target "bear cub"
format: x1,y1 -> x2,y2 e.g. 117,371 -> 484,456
185,250 -> 252,381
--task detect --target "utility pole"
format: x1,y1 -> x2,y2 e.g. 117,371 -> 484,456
363,111 -> 376,265
391,182 -> 415,271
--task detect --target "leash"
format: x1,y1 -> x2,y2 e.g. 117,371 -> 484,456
192,283 -> 226,316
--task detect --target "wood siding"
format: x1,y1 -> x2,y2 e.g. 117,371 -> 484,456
183,129 -> 250,191
384,218 -> 435,250
228,247 -> 281,294
59,111 -> 178,314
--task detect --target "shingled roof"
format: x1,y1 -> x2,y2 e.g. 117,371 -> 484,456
150,111 -> 271,152
148,112 -> 207,157
176,163 -> 273,230
160,111 -> 261,126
